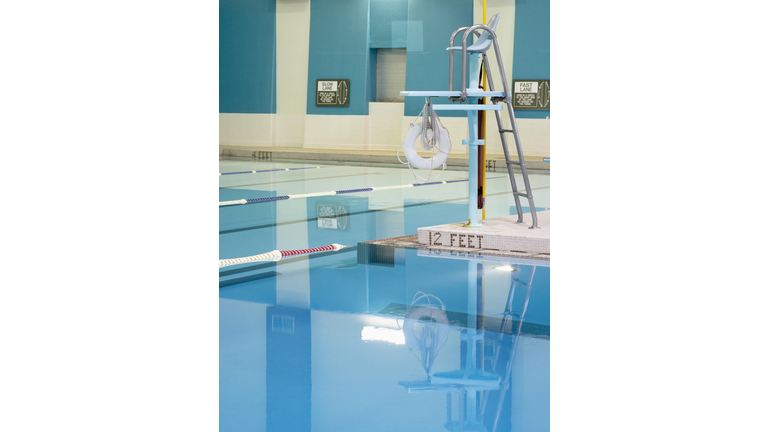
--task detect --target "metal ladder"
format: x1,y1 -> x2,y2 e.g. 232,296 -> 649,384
448,17 -> 540,229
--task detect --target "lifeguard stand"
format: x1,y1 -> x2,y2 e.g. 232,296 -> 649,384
400,14 -> 539,230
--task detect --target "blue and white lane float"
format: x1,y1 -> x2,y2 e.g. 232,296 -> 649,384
219,166 -> 321,176
219,243 -> 345,268
219,176 -> 506,207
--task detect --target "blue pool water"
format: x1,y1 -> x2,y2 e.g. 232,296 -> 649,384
219,160 -> 550,432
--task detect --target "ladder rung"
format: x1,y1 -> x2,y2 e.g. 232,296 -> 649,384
513,192 -> 529,197
499,129 -> 515,133
506,160 -> 520,165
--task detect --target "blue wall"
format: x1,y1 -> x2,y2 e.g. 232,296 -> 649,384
404,0 -> 473,117
306,0 -> 375,116
512,0 -> 550,119
370,0 -> 408,48
306,0 -> 471,117
220,0 -> 277,114
220,0 -> 549,118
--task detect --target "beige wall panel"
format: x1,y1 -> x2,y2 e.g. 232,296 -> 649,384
219,113 -> 276,147
516,118 -> 550,159
276,0 -> 311,147
303,115 -> 369,150
368,102 -> 404,151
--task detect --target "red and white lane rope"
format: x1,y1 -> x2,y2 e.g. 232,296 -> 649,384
219,243 -> 345,268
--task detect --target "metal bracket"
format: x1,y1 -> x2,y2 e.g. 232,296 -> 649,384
462,139 -> 485,146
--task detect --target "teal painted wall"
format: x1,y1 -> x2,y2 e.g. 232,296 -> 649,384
404,0 -> 473,117
512,0 -> 550,119
219,0 -> 277,114
219,0 -> 550,119
370,0 -> 408,49
306,0 -> 375,116
306,0 -> 471,117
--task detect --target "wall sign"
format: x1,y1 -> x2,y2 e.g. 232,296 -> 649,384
315,79 -> 350,107
512,79 -> 550,110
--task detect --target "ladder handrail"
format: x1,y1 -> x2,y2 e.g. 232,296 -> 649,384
447,27 -> 482,92
459,25 -> 512,103
447,13 -> 501,93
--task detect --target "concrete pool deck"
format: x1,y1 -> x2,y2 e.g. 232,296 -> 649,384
361,211 -> 550,262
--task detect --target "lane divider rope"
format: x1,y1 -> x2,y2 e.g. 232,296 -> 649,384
219,176 -> 506,207
220,166 -> 321,176
219,244 -> 345,268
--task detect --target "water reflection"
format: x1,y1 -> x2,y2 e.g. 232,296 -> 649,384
403,292 -> 451,377
219,247 -> 549,432
392,255 -> 540,432
481,263 -> 537,432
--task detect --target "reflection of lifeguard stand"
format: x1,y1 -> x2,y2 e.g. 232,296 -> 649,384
396,251 -> 543,432
397,268 -> 500,432
479,265 -> 537,432
400,14 -> 539,229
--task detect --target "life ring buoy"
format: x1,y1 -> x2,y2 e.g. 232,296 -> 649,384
403,306 -> 450,353
402,121 -> 452,171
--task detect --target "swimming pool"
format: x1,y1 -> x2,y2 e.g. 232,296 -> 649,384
219,159 -> 550,432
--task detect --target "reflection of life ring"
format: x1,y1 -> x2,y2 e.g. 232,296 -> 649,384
403,306 -> 450,354
402,122 -> 452,171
